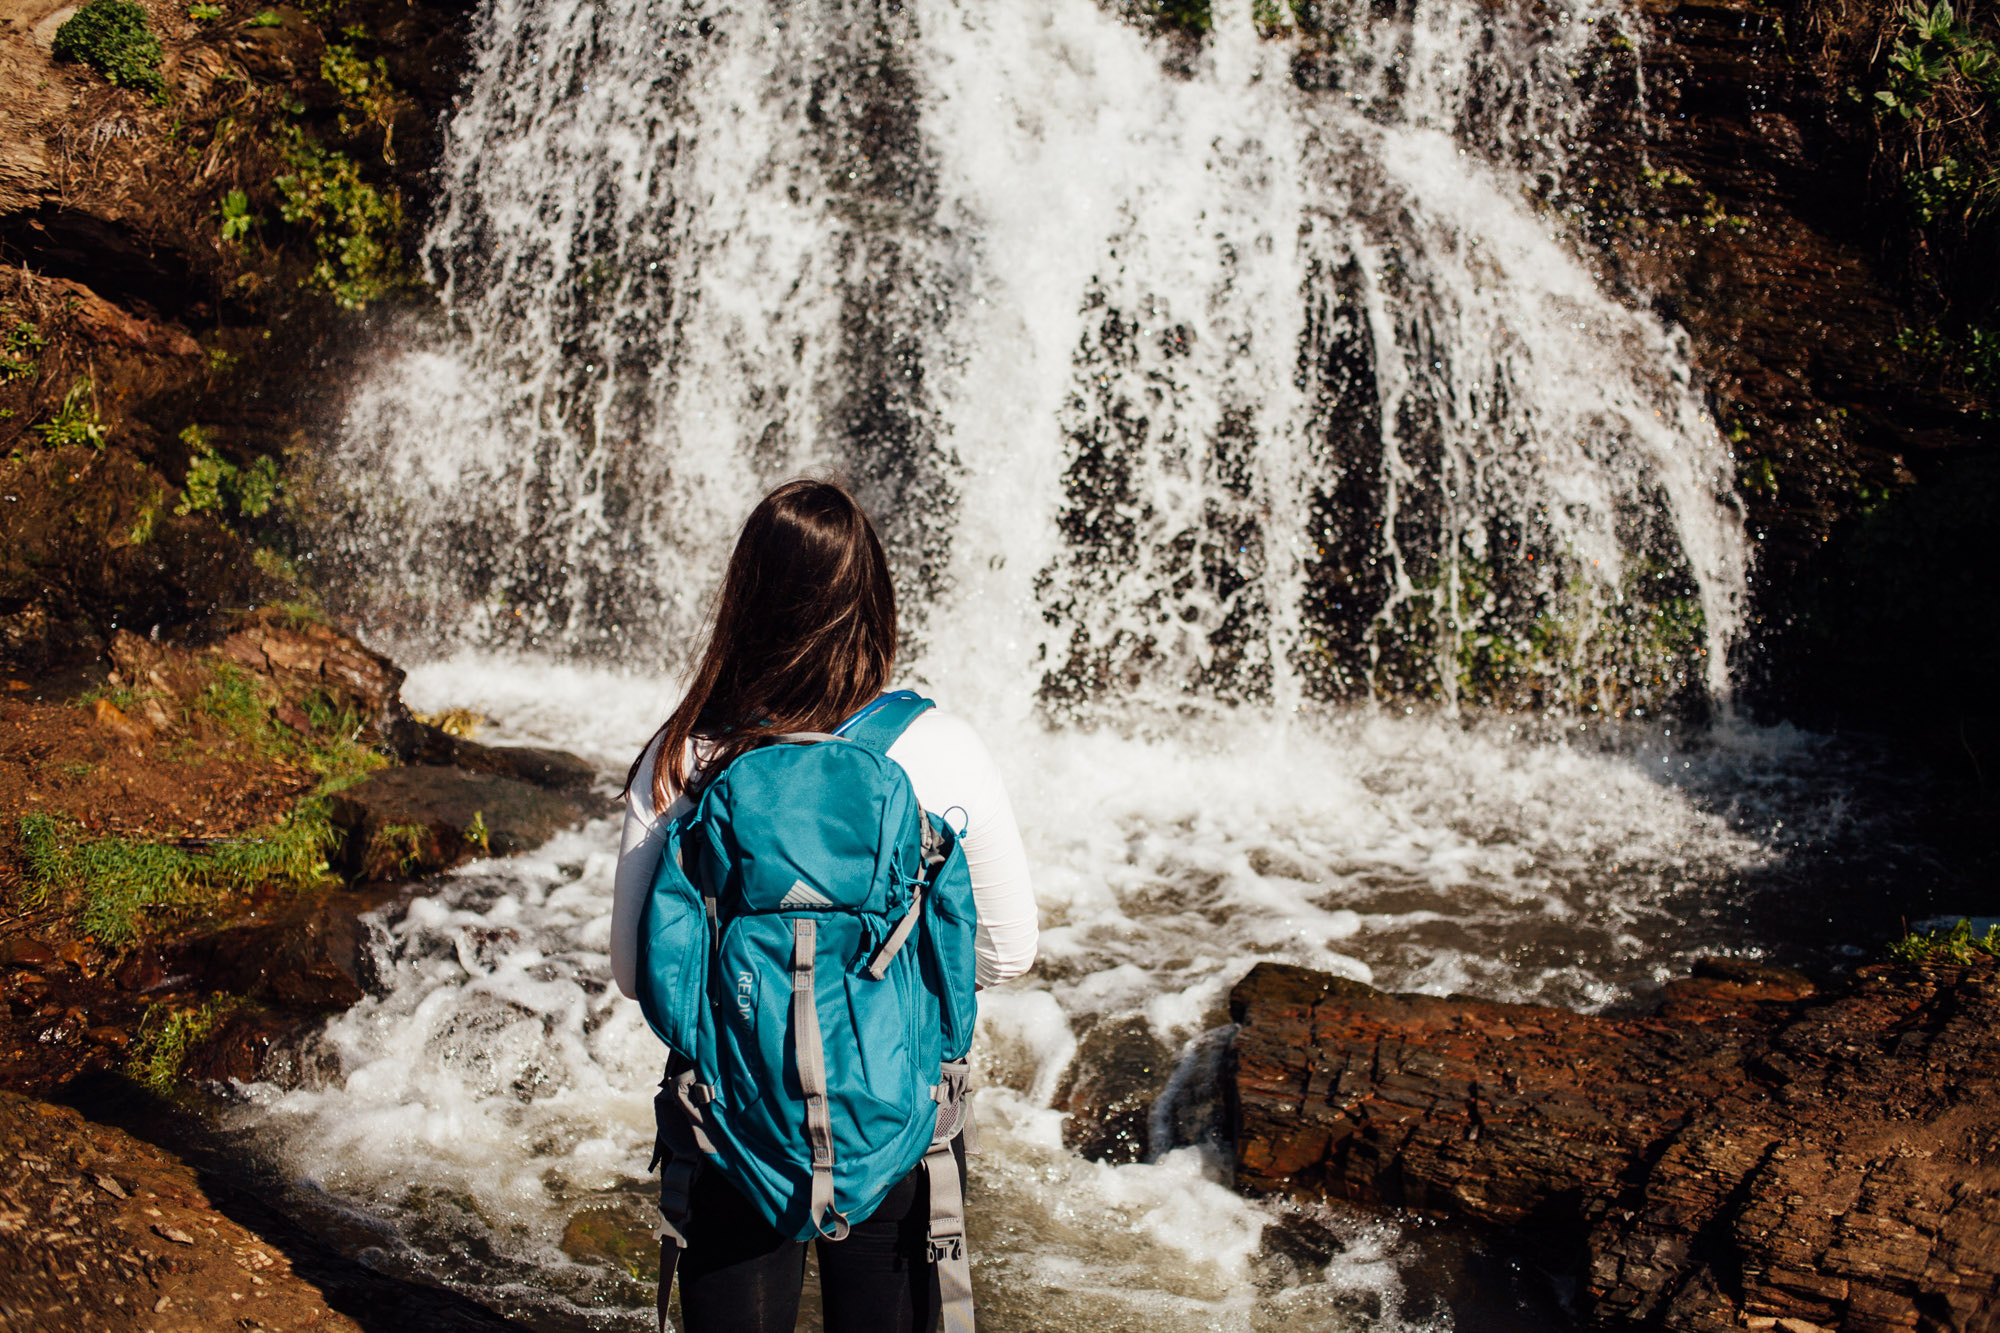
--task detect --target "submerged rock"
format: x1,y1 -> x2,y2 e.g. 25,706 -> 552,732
1229,957 -> 2000,1332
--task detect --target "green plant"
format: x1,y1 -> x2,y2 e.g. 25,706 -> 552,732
298,692 -> 387,791
320,43 -> 398,160
128,997 -> 242,1091
1150,0 -> 1212,31
76,682 -> 139,712
0,317 -> 45,381
175,425 -> 280,519
247,8 -> 282,25
1880,1 -> 2000,114
193,659 -> 269,737
466,809 -> 490,855
34,380 -> 108,448
124,484 -> 167,545
187,1 -> 224,17
1889,916 -> 2000,963
220,188 -> 262,243
52,0 -> 164,95
274,126 -> 405,308
375,822 -> 427,872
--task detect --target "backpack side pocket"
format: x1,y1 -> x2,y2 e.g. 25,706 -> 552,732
920,817 -> 979,1062
637,820 -> 711,1059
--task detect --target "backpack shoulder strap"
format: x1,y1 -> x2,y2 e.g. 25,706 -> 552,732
834,689 -> 934,753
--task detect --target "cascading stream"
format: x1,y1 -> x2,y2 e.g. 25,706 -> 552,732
251,0 -> 1797,1327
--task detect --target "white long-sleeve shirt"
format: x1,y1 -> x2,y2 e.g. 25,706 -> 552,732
611,702 -> 1039,995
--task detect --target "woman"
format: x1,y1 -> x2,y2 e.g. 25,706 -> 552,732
610,478 -> 1038,1332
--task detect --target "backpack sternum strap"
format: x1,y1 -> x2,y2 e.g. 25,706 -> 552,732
792,919 -> 851,1242
864,886 -> 923,981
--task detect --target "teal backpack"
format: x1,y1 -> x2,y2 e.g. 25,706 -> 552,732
638,691 -> 979,1331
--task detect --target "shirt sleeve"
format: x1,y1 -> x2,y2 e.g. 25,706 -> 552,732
887,710 -> 1039,987
610,736 -> 691,999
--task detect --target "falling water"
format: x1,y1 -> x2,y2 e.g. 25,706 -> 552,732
250,0 -> 1790,1327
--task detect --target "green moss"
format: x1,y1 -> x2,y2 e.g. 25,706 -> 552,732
274,126 -> 405,309
52,0 -> 164,95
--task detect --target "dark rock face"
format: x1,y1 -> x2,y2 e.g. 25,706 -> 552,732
1229,958 -> 2000,1332
1591,0 -> 1997,749
329,766 -> 594,881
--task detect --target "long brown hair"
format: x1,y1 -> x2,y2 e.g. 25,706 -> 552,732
628,478 -> 898,813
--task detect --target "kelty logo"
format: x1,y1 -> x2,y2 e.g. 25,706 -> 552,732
778,879 -> 834,909
735,970 -> 754,1021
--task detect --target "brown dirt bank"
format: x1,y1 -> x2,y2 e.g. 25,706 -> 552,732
0,1087 -> 527,1329
1229,955 -> 2000,1332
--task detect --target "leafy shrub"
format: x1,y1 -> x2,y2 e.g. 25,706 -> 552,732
1890,917 -> 2000,963
52,0 -> 164,95
321,43 -> 398,159
274,126 -> 404,308
175,424 -> 280,518
247,8 -> 282,25
187,2 -> 224,18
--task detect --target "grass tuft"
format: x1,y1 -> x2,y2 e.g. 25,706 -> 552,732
14,802 -> 337,944
128,997 -> 243,1091
1889,917 -> 2000,964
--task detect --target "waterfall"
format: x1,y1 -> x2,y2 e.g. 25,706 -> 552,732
325,0 -> 1749,719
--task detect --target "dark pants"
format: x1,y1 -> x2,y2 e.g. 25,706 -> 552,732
668,1137 -> 966,1333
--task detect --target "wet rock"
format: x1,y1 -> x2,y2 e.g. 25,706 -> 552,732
328,767 -> 590,881
169,888 -> 392,1014
398,719 -> 598,794
1228,956 -> 2000,1332
1053,1015 -> 1176,1165
561,1203 -> 657,1280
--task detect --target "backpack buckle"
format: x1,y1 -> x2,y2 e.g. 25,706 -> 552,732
926,1232 -> 964,1264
